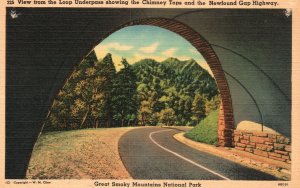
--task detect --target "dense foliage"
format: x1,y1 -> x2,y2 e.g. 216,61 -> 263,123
133,58 -> 219,126
43,52 -> 220,132
44,52 -> 117,131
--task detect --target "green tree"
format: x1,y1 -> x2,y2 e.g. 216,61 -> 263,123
159,108 -> 176,126
191,94 -> 206,125
44,51 -> 115,131
138,100 -> 152,126
205,95 -> 220,115
98,53 -> 117,127
111,58 -> 139,127
72,73 -> 106,128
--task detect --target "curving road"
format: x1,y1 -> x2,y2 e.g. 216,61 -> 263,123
118,127 -> 279,180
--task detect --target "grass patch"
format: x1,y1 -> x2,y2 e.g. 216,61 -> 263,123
185,109 -> 219,145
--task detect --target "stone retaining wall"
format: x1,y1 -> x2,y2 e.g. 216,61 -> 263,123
233,130 -> 291,163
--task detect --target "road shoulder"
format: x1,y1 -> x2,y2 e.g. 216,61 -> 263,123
174,132 -> 291,180
26,127 -> 137,179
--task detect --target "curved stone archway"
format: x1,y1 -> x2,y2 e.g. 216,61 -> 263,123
87,18 -> 234,146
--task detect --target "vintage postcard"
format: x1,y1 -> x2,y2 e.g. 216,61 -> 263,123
0,0 -> 300,188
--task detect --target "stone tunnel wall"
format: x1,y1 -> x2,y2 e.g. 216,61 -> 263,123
233,130 -> 291,163
218,101 -> 234,147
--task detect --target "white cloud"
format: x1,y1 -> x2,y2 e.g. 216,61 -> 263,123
139,42 -> 160,54
128,53 -> 165,63
94,42 -> 133,69
162,48 -> 177,57
105,42 -> 133,51
94,42 -> 133,58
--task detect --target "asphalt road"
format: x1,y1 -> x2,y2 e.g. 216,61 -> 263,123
118,127 -> 279,180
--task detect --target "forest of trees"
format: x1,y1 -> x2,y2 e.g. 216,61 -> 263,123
43,51 -> 220,132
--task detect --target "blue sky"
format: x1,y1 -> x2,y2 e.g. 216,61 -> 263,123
94,25 -> 211,74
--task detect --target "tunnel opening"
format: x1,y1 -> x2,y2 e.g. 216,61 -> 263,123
40,18 -> 234,147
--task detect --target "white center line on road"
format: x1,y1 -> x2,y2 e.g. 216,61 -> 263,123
149,129 -> 231,180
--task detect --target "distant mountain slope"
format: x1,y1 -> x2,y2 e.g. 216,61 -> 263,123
132,58 -> 219,126
132,57 -> 218,100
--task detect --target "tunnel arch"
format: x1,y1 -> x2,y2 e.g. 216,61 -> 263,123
6,9 -> 292,179
81,18 -> 234,147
